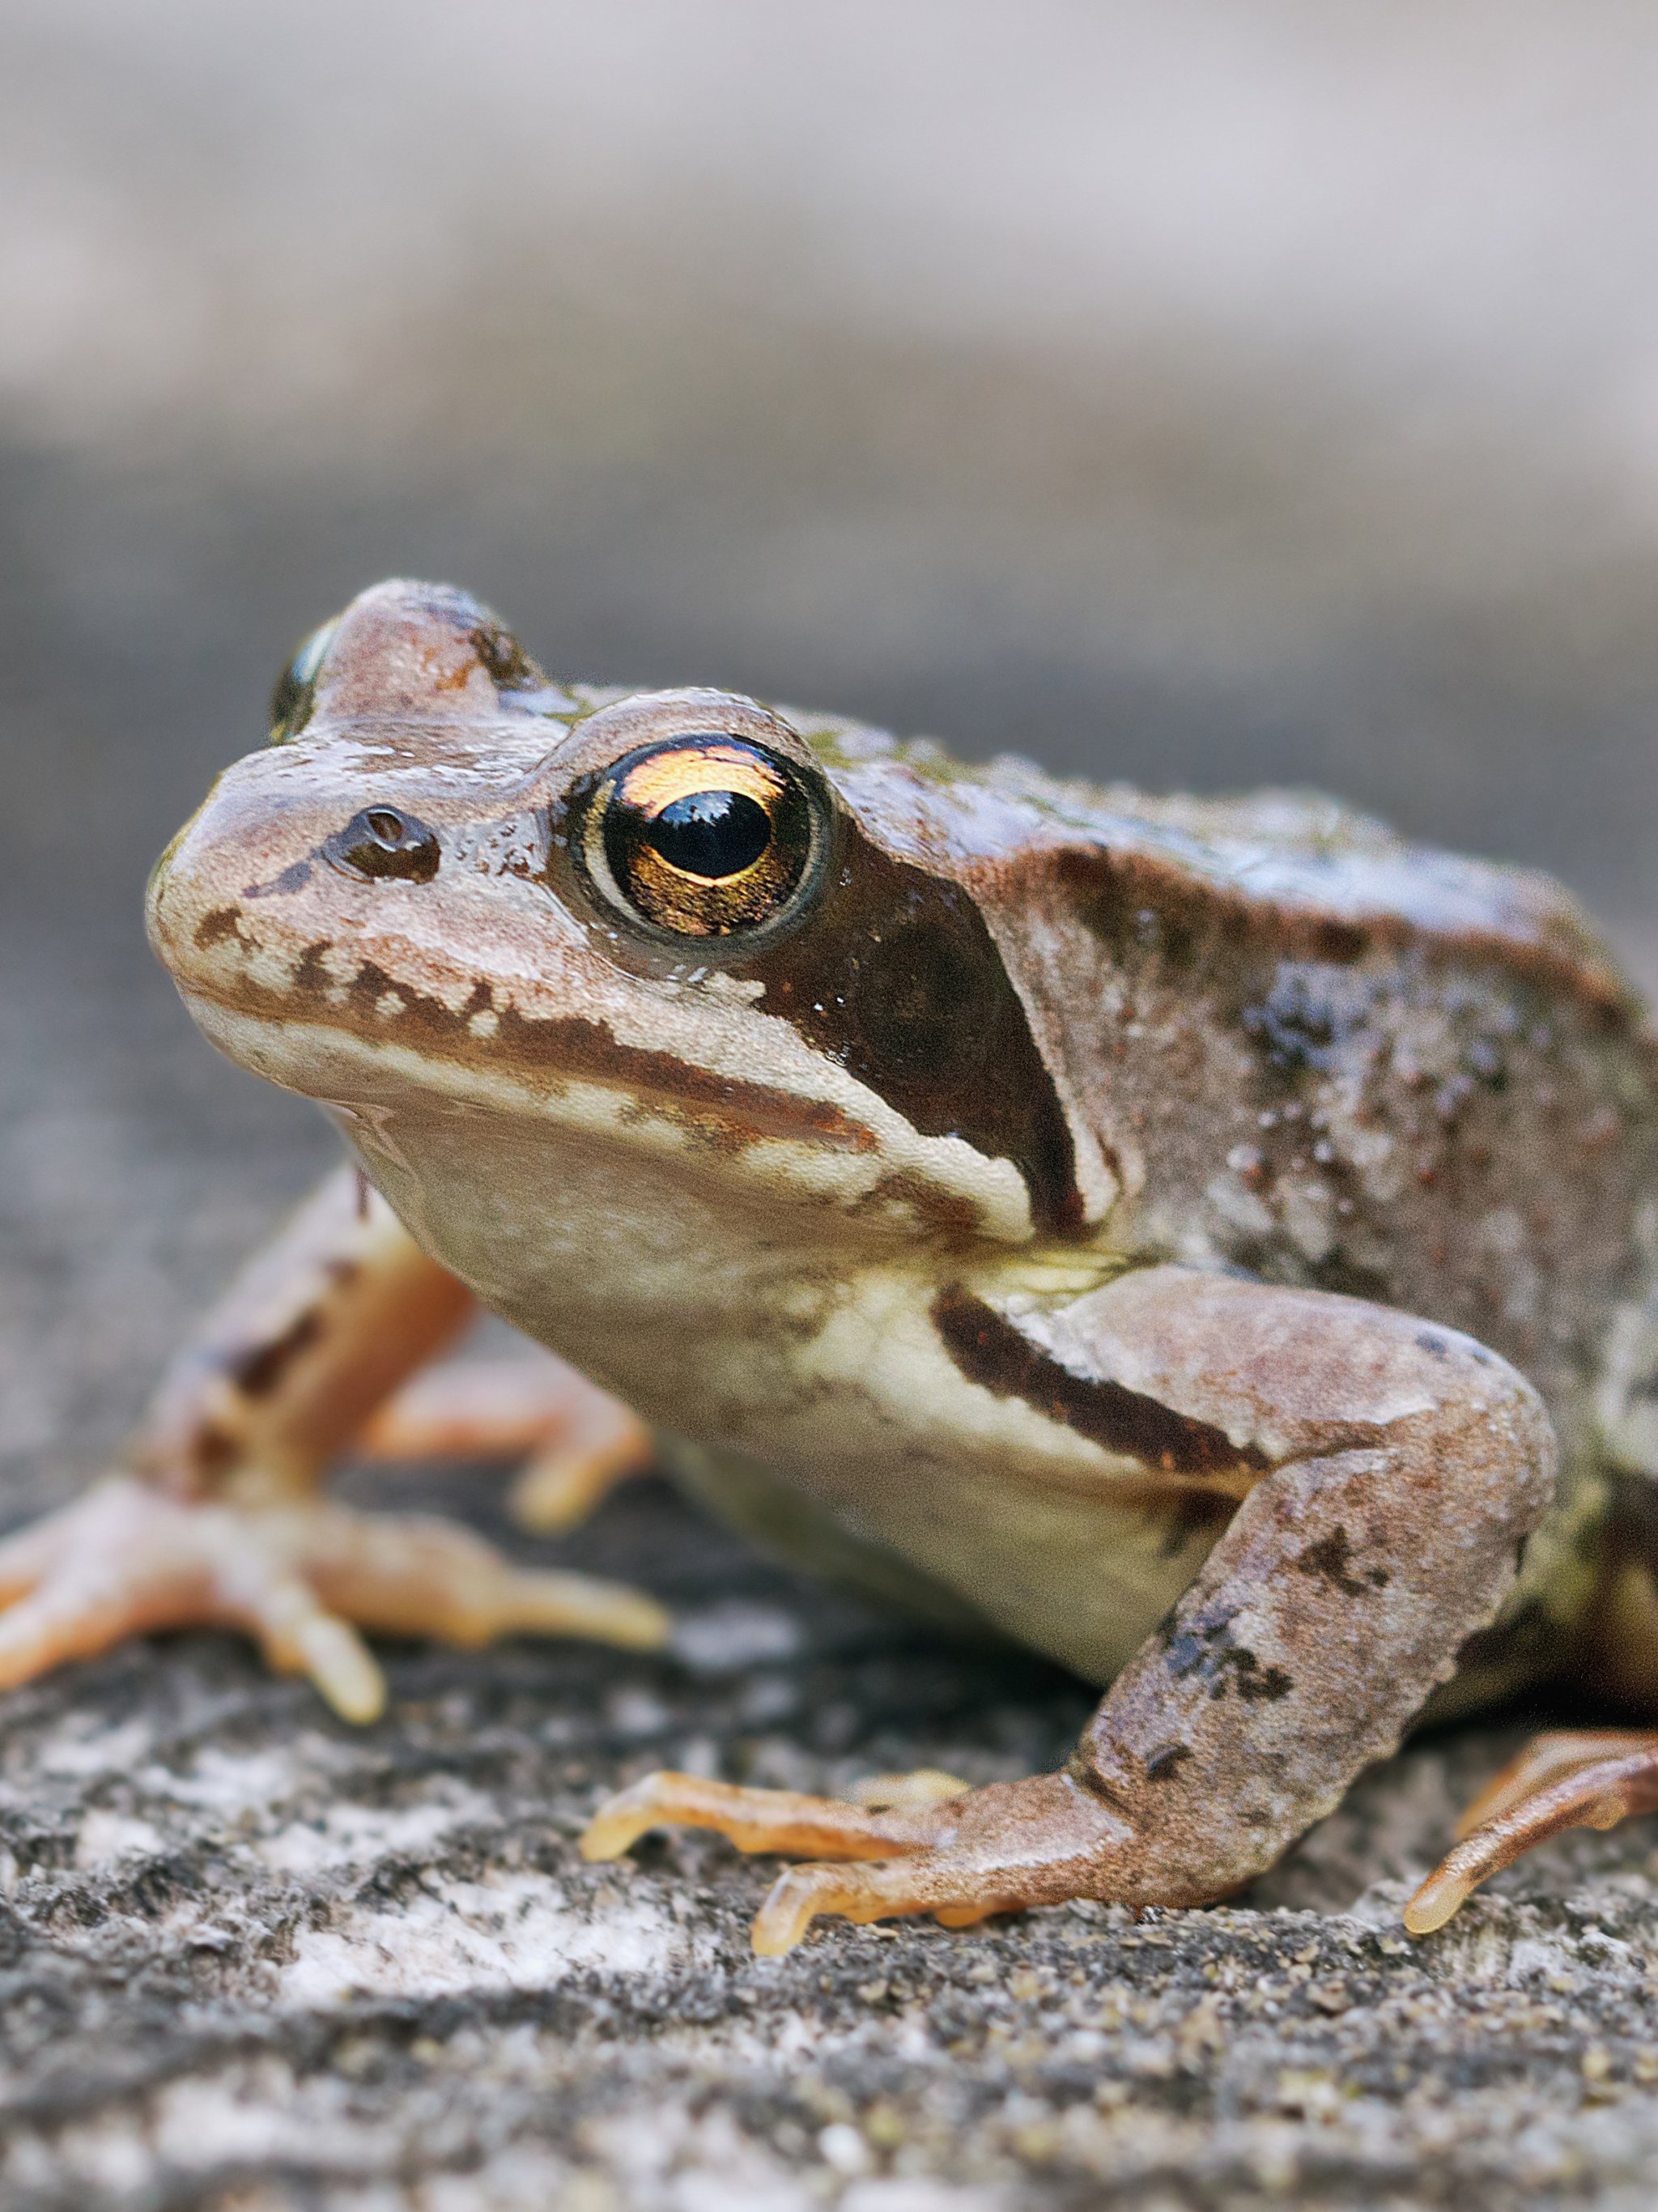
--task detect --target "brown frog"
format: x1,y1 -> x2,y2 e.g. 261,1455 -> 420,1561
10,576 -> 1658,1953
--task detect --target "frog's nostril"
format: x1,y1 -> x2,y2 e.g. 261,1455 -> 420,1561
325,807 -> 440,884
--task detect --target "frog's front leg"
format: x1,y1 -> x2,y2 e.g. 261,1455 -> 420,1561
583,1266 -> 1555,1951
0,1165 -> 665,1720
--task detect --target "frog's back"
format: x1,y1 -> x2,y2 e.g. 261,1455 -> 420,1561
780,709 -> 1658,1688
796,708 -> 1658,1431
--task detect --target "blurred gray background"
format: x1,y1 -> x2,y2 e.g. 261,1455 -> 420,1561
6,0 -> 1658,1481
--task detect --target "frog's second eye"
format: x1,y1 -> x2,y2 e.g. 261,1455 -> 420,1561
269,617 -> 341,743
579,737 -> 827,942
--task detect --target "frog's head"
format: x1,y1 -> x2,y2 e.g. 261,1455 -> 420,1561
148,581 -> 1103,1270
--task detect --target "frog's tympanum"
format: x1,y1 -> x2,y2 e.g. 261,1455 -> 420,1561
15,578 -> 1658,1951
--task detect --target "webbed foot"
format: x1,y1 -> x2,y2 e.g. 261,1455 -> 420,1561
0,1472 -> 669,1723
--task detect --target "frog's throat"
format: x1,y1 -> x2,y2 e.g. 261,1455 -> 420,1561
180,993 -> 1056,1253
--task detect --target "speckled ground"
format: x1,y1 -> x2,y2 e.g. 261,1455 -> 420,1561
5,1461 -> 1658,2212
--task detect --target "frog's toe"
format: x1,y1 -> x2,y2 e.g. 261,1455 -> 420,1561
582,1767 -> 1128,1952
355,1352 -> 653,1533
0,1474 -> 384,1716
1406,1729 -> 1658,1934
749,1774 -> 1125,1952
0,1474 -> 668,1723
508,1411 -> 654,1534
1450,1729 -> 1657,1838
845,1767 -> 973,1812
750,1858 -> 993,1955
580,1771 -> 942,1865
299,1496 -> 670,1656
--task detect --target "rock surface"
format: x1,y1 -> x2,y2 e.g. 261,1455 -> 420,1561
4,1474 -> 1658,2212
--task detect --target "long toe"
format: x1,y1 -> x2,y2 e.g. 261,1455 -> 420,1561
1452,1729 -> 1658,1838
0,1478 -> 218,1686
0,1474 -> 670,1719
580,1772 -> 943,1865
0,1572 -> 155,1687
583,1767 -> 1133,1953
354,1352 -> 653,1535
1407,1738 -> 1658,1934
296,1504 -> 669,1650
748,1800 -> 1112,1956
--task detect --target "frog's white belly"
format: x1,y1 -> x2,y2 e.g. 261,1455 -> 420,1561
670,1440 -> 1214,1686
329,1082 -> 1221,1684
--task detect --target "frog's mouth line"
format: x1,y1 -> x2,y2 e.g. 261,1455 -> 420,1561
178,979 -> 880,1155
175,984 -> 1039,1249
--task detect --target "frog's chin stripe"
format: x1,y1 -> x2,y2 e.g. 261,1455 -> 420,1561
176,992 -> 1043,1249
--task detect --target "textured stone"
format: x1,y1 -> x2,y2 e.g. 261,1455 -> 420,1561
2,1452 -> 1658,2210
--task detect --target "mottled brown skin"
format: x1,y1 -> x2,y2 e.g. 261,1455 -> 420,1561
11,574 -> 1658,1949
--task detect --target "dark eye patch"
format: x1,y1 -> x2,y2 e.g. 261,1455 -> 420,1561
850,917 -> 996,1077
733,842 -> 1085,1236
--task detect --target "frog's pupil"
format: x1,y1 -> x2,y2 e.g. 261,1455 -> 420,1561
645,789 -> 772,879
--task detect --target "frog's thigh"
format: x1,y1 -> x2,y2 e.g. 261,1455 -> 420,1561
134,1162 -> 475,1499
585,1267 -> 1557,1950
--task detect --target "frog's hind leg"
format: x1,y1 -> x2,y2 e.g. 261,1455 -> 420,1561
355,1351 -> 653,1532
585,1266 -> 1557,1955
1405,1730 -> 1658,1933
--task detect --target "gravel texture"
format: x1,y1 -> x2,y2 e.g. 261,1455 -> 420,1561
5,1465 -> 1658,2212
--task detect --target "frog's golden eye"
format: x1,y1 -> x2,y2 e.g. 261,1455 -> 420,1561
579,737 -> 828,942
269,617 -> 340,743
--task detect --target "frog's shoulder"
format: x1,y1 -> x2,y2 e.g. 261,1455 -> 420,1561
789,707 -> 1641,1021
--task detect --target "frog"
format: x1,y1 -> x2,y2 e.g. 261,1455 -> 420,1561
11,574 -> 1658,1955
